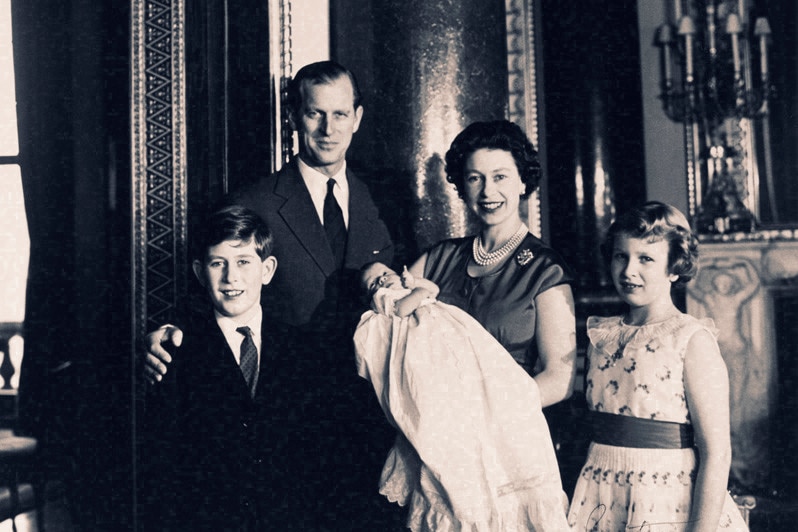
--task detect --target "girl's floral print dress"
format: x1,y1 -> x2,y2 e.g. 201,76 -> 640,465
567,314 -> 749,531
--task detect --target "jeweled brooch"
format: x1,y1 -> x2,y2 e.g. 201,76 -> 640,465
516,248 -> 534,266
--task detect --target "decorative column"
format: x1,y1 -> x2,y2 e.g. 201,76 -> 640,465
334,0 -> 510,262
379,1 -> 508,253
131,0 -> 187,340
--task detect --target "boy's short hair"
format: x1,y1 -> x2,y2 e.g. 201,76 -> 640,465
602,201 -> 699,285
191,205 -> 274,261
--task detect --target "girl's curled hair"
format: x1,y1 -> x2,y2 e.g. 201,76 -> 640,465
602,201 -> 699,285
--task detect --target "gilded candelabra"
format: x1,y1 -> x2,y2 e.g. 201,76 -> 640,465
655,0 -> 774,233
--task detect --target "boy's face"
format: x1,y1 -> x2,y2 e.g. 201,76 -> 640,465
362,263 -> 402,296
192,238 -> 277,321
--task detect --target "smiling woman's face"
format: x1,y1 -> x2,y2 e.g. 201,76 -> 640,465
463,148 -> 525,229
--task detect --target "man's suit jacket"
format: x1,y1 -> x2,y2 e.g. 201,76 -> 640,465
140,310 -> 309,531
221,161 -> 400,529
226,159 -> 394,331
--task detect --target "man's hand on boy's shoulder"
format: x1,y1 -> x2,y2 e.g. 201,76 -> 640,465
143,324 -> 183,385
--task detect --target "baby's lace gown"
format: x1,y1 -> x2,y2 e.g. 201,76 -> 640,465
354,287 -> 569,531
567,314 -> 749,531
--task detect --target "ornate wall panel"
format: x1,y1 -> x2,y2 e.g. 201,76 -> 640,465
131,0 -> 187,343
506,0 -> 542,238
132,0 -> 290,342
269,0 -> 294,169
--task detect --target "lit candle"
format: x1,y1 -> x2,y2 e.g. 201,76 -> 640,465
707,4 -> 717,56
664,45 -> 673,83
679,16 -> 697,79
685,34 -> 694,79
657,24 -> 674,83
754,17 -> 772,77
727,13 -> 742,77
731,34 -> 741,76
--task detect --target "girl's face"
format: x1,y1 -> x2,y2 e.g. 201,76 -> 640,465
610,233 -> 678,311
463,148 -> 525,229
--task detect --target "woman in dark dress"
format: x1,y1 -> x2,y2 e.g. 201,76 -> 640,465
408,120 -> 577,409
372,120 -> 578,529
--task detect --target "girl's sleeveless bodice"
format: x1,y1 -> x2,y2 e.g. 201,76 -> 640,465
568,313 -> 749,531
585,313 -> 718,423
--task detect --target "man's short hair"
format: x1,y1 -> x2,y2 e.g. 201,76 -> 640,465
287,60 -> 362,112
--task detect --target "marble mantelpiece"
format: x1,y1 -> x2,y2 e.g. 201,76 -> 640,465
687,231 -> 798,488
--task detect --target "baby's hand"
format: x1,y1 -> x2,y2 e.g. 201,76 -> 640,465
401,266 -> 415,289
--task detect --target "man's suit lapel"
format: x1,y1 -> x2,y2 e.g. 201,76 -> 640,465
274,161 -> 337,274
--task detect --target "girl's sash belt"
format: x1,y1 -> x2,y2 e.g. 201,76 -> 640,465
589,411 -> 694,449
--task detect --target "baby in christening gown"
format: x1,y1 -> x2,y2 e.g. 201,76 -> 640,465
353,262 -> 569,532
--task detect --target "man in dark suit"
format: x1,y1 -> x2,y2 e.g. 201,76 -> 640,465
143,62 -> 401,530
225,59 -> 393,331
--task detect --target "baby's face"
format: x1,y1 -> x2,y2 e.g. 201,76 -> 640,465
362,263 -> 403,296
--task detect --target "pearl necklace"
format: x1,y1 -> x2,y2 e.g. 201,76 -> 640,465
472,224 -> 528,266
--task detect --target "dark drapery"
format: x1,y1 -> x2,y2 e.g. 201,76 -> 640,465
11,1 -> 133,529
541,0 -> 647,289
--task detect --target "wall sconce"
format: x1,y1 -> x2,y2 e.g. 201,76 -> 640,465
655,0 -> 774,234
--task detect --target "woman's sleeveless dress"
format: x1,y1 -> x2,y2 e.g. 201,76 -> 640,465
354,286 -> 569,531
567,314 -> 749,531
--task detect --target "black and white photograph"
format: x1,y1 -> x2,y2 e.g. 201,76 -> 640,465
1,1 -> 797,530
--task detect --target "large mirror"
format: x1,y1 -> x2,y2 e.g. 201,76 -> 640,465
757,0 -> 798,226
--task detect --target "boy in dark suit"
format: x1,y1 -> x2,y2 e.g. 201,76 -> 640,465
139,205 -> 306,531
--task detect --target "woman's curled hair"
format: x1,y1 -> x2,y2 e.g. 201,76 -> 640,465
444,120 -> 541,198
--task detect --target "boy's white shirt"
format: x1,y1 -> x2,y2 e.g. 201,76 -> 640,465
214,305 -> 263,367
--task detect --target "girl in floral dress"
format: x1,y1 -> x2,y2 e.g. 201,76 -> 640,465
567,202 -> 748,531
